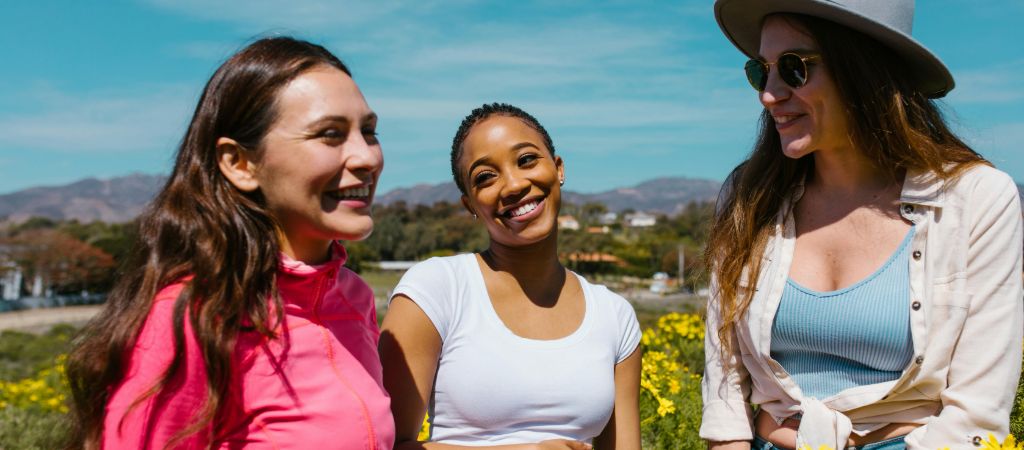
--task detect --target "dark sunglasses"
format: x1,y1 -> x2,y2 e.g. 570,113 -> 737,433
744,53 -> 821,92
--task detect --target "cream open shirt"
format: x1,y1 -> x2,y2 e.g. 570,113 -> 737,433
701,165 -> 1024,449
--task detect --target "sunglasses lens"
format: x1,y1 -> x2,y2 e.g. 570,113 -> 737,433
744,59 -> 767,91
778,54 -> 808,88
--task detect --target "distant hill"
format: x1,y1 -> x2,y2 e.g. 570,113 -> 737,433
2,175 -> 1017,224
375,177 -> 722,215
564,177 -> 722,215
376,182 -> 463,207
0,173 -> 166,223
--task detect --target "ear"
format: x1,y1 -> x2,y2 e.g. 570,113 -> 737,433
555,155 -> 565,185
216,137 -> 260,192
460,195 -> 477,218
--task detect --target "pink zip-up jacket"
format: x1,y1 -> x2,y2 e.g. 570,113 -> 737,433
102,244 -> 395,450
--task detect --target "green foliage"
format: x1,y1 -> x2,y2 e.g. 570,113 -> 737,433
0,325 -> 74,449
347,201 -> 488,269
0,407 -> 69,450
1011,351 -> 1024,437
638,313 -> 706,449
639,373 -> 703,450
0,325 -> 75,381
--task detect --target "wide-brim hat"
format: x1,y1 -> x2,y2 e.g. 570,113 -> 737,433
714,0 -> 954,98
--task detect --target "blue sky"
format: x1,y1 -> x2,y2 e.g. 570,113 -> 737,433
1,0 -> 1021,195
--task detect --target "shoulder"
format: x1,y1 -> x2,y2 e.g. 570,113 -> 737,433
142,280 -> 189,336
337,266 -> 374,296
391,255 -> 476,340
576,275 -> 636,318
398,254 -> 473,286
153,279 -> 188,305
576,275 -> 642,362
392,254 -> 476,307
946,164 -> 1018,200
131,280 -> 196,361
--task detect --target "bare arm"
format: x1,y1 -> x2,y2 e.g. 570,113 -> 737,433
593,346 -> 641,450
708,441 -> 752,450
381,295 -> 592,450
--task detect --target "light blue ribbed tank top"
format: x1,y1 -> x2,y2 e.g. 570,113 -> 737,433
770,227 -> 915,400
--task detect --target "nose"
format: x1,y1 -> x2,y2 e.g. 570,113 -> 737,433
499,169 -> 530,201
343,130 -> 383,177
759,68 -> 791,108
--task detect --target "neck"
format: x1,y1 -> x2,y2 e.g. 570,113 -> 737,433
809,145 -> 895,194
278,230 -> 333,265
482,231 -> 563,281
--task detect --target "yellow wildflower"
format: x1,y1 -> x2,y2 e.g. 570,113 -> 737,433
981,434 -> 1024,450
656,397 -> 676,416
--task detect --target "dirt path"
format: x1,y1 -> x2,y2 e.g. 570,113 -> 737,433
0,305 -> 103,333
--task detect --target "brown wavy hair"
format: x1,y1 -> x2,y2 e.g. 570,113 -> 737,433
704,14 -> 987,357
65,37 -> 351,449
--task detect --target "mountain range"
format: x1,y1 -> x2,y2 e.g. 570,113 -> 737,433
3,174 -> 1021,224
0,174 -> 724,223
0,174 -> 167,224
375,177 -> 724,215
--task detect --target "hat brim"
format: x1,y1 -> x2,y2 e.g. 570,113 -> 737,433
714,0 -> 954,98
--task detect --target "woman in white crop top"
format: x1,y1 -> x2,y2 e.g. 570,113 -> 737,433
380,103 -> 642,450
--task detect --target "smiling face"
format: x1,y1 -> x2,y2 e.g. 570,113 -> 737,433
758,15 -> 852,159
252,66 -> 382,259
458,115 -> 564,248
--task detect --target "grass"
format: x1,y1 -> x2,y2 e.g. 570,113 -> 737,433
3,312 -> 1024,449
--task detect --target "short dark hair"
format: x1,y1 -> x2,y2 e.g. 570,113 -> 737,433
450,102 -> 556,194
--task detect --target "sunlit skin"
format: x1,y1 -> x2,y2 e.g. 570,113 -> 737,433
709,16 -> 917,450
380,114 -> 642,450
758,15 -> 853,161
219,66 -> 382,264
459,115 -> 564,252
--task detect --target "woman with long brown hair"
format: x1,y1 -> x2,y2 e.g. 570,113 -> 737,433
65,37 -> 394,449
703,1 -> 1022,449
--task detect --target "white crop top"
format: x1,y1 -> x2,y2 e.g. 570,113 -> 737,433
390,254 -> 641,445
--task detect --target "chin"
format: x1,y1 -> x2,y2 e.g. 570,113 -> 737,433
780,139 -> 812,160
328,217 -> 375,242
509,219 -> 558,246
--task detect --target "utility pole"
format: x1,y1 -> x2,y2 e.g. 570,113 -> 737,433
677,243 -> 685,292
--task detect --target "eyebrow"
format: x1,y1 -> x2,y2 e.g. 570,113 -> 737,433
756,47 -> 818,59
511,142 -> 540,152
467,141 -> 541,175
306,112 -> 378,129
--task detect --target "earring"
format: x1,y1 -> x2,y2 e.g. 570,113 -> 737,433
559,179 -> 565,186
472,213 -> 478,219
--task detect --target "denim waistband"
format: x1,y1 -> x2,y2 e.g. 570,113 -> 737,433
752,435 -> 906,450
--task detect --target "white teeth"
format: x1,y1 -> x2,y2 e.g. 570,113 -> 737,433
332,186 -> 370,199
774,115 -> 795,124
509,201 -> 539,218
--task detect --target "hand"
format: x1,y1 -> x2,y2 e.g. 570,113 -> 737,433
534,439 -> 593,450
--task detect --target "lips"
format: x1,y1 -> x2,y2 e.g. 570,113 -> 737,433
325,184 -> 372,202
508,200 -> 539,218
772,113 -> 805,131
499,196 -> 546,222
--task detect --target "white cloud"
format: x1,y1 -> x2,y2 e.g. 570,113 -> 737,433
949,60 -> 1024,105
143,0 -> 405,30
168,40 -> 238,61
0,84 -> 196,153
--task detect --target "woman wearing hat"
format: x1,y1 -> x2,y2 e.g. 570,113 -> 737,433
703,0 -> 1023,449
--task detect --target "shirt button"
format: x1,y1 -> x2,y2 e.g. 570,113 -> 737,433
912,301 -> 921,310
973,435 -> 983,446
912,250 -> 922,260
902,204 -> 915,215
915,356 -> 925,364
